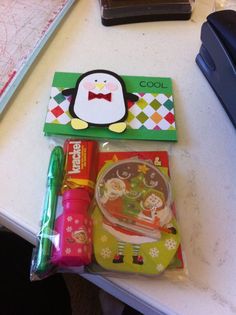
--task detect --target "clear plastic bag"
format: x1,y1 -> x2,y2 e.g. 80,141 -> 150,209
31,138 -> 186,280
31,139 -> 98,280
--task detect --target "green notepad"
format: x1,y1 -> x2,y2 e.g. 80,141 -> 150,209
44,71 -> 177,141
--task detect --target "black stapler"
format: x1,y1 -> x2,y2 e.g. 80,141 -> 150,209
196,10 -> 236,128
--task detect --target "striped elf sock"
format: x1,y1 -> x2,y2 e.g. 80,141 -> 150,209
117,241 -> 125,255
132,244 -> 140,256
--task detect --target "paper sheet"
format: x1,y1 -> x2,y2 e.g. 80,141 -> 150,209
0,0 -> 74,113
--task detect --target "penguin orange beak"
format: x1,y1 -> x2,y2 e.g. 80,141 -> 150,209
95,82 -> 105,90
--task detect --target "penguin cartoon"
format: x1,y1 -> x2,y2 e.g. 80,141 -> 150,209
62,70 -> 139,133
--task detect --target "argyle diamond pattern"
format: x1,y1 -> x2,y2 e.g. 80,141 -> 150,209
127,93 -> 176,130
46,89 -> 176,130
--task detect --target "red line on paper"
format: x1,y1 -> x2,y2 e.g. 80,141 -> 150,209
0,71 -> 17,97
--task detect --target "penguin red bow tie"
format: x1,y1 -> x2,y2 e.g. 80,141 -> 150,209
88,91 -> 112,101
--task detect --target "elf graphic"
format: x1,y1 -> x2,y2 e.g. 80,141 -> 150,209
103,190 -> 175,265
139,190 -> 176,235
67,228 -> 88,244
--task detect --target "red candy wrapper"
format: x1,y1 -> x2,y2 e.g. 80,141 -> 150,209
62,139 -> 98,197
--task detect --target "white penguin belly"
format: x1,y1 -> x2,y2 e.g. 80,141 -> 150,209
73,94 -> 126,125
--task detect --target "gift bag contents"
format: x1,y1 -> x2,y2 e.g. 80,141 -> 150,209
92,151 -> 181,275
52,188 -> 93,267
61,139 -> 98,196
32,139 -> 98,278
32,139 -> 182,279
52,139 -> 98,268
96,159 -> 173,238
34,146 -> 65,274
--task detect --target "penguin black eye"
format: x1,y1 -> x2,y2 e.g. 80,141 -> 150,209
95,79 -> 97,82
104,80 -> 107,83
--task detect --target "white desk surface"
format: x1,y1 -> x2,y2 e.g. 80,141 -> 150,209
1,0 -> 236,314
